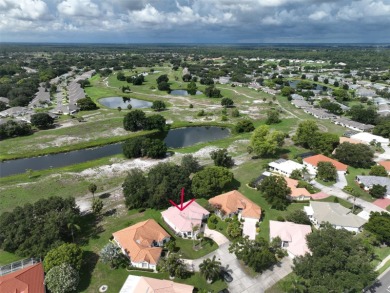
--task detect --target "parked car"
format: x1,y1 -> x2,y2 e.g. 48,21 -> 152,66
221,270 -> 233,283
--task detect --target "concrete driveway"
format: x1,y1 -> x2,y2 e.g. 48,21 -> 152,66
186,225 -> 293,293
334,171 -> 348,189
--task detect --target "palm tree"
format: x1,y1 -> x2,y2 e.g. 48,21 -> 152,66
199,256 -> 221,283
67,221 -> 80,243
191,224 -> 200,249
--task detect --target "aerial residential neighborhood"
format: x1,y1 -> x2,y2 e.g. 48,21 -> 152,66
1,1 -> 390,293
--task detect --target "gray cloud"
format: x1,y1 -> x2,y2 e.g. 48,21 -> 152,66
0,0 -> 389,42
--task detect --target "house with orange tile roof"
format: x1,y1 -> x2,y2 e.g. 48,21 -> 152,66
119,275 -> 194,293
284,177 -> 312,201
112,219 -> 170,270
0,262 -> 45,293
162,200 -> 209,239
303,154 -> 348,175
208,190 -> 261,240
378,161 -> 390,175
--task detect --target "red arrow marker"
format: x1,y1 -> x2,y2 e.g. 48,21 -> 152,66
169,188 -> 195,211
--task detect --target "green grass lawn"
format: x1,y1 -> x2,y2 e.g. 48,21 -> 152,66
345,167 -> 375,202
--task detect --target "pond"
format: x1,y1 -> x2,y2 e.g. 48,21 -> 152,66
0,126 -> 230,177
98,97 -> 152,109
170,90 -> 202,96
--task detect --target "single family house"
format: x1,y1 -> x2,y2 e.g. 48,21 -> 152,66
303,154 -> 348,175
268,159 -> 305,178
209,190 -> 261,240
355,175 -> 390,198
112,219 -> 170,270
304,201 -> 367,233
0,262 -> 45,293
269,220 -> 311,258
119,275 -> 194,293
162,200 -> 209,239
284,177 -> 312,201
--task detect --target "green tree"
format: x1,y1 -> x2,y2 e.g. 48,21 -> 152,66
210,148 -> 234,168
92,198 -> 103,215
191,166 -> 234,198
0,120 -> 33,139
88,183 -> 97,199
266,110 -> 280,125
156,74 -> 169,84
205,86 -> 222,98
30,113 -> 54,129
281,86 -> 294,96
290,169 -> 302,180
364,212 -> 390,244
370,184 -> 387,199
293,120 -> 319,148
317,161 -> 337,181
77,97 -> 98,111
226,219 -> 242,239
123,109 -> 146,131
293,225 -> 377,292
157,81 -> 171,91
221,97 -> 234,107
99,242 -> 124,269
44,243 -> 84,272
249,125 -> 285,157
373,118 -> 390,138
310,132 -> 339,155
144,114 -> 166,130
258,175 -> 291,210
348,105 -> 378,125
151,100 -> 166,111
159,253 -> 188,278
122,168 -> 149,209
45,263 -> 80,293
229,237 -> 277,273
234,120 -> 254,133
231,108 -> 240,117
285,210 -> 311,225
199,256 -> 221,283
369,165 -> 388,177
187,81 -> 198,95
334,142 -> 374,168
0,101 -> 7,111
180,155 -> 201,176
0,197 -> 80,257
122,137 -> 167,159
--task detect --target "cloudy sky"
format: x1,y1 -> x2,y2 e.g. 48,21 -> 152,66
1,0 -> 390,43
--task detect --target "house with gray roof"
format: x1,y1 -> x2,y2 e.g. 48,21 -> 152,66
304,108 -> 336,120
304,201 -> 367,233
332,117 -> 374,132
355,175 -> 390,198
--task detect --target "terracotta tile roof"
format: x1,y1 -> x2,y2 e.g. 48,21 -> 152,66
379,161 -> 390,171
208,190 -> 261,219
113,219 -> 170,265
339,137 -> 364,145
0,263 -> 45,293
303,154 -> 348,172
284,177 -> 311,198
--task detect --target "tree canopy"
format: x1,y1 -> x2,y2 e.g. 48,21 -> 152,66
30,113 -> 54,129
229,237 -> 277,273
317,161 -> 337,181
364,212 -> 390,244
122,136 -> 167,159
210,148 -> 234,168
191,166 -> 234,198
0,197 -> 80,257
265,110 -> 280,125
258,175 -> 291,210
334,142 -> 374,168
151,100 -> 166,111
348,105 -> 378,125
249,125 -> 285,157
369,165 -> 388,177
293,225 -> 377,292
234,119 -> 254,133
77,97 -> 98,111
123,163 -> 192,210
43,243 -> 84,272
45,263 -> 80,293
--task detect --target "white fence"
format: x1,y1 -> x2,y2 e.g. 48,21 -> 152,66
0,258 -> 40,276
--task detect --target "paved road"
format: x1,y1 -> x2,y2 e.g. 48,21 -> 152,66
311,181 -> 387,214
366,267 -> 390,292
